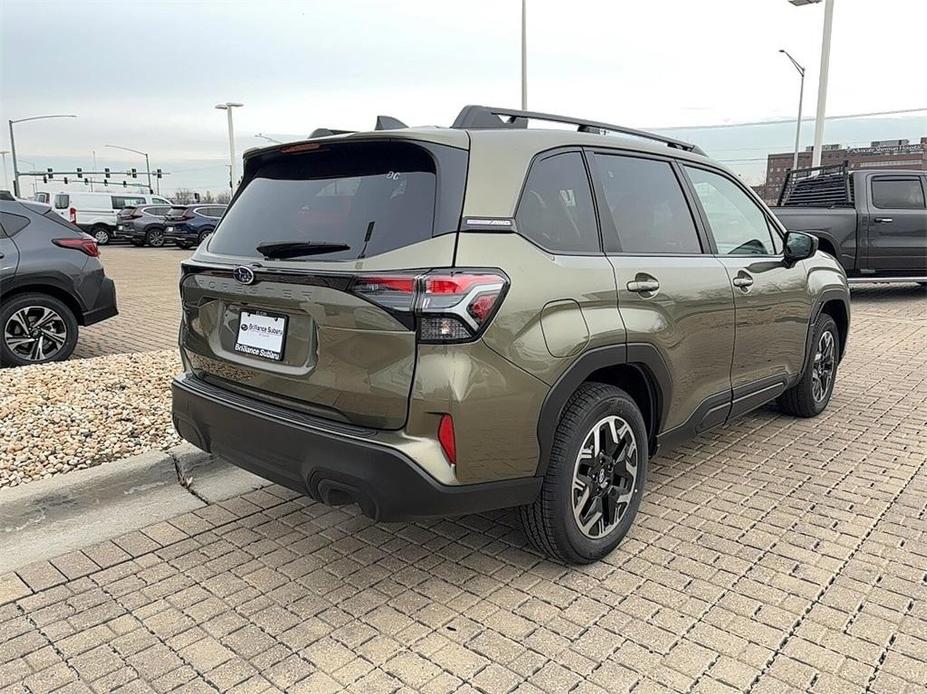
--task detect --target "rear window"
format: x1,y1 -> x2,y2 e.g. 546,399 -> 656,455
209,141 -> 443,260
54,194 -> 69,210
112,196 -> 147,210
166,206 -> 188,219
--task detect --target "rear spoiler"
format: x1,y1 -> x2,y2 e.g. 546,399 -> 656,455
309,115 -> 408,139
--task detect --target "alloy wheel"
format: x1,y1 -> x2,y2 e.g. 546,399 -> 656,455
3,306 -> 68,362
572,415 -> 639,539
94,229 -> 109,244
148,229 -> 165,247
811,329 -> 836,402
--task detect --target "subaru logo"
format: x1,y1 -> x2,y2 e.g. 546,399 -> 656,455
233,266 -> 255,285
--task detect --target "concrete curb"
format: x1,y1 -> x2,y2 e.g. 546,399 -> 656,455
0,444 -> 267,573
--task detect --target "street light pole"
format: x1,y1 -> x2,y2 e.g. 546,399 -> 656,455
0,151 -> 9,191
521,0 -> 528,110
105,144 -> 152,193
216,103 -> 244,196
811,0 -> 835,168
7,114 -> 77,197
779,50 -> 806,171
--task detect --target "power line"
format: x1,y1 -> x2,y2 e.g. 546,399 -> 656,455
653,107 -> 927,132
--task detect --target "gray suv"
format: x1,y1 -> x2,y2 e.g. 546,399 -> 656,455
172,106 -> 850,563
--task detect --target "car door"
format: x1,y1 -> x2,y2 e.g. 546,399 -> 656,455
683,164 -> 813,416
865,174 -> 927,274
590,151 -> 736,438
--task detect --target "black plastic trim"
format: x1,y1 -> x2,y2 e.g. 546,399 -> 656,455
536,343 -> 671,475
656,390 -> 731,452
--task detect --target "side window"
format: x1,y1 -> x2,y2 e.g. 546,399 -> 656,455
515,151 -> 599,254
685,166 -> 780,256
0,212 -> 30,236
54,194 -> 69,210
111,197 -> 124,210
871,177 -> 925,209
594,154 -> 702,254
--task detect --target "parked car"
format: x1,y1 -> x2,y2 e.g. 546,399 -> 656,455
117,205 -> 172,247
1,198 -> 117,366
772,165 -> 927,284
46,191 -> 172,245
162,205 -> 226,249
171,105 -> 850,563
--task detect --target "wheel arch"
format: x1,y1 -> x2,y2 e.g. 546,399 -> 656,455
0,284 -> 84,325
820,298 -> 849,361
536,344 -> 670,475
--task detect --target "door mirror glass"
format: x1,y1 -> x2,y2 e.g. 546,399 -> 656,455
784,231 -> 817,262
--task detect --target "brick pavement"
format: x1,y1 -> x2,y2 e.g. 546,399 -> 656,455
74,247 -> 190,359
2,284 -> 925,693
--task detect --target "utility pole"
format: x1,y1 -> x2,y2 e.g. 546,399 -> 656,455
0,151 -> 9,191
521,0 -> 528,110
215,103 -> 244,195
811,0 -> 835,168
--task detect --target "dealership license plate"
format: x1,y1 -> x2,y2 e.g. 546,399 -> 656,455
234,310 -> 287,361
166,226 -> 174,232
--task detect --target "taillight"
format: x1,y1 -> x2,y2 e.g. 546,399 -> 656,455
130,210 -> 143,219
182,209 -> 196,220
53,238 -> 100,257
351,269 -> 508,343
438,414 -> 456,466
68,207 -> 77,224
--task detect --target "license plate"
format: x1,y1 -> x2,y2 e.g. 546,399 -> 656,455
234,310 -> 287,361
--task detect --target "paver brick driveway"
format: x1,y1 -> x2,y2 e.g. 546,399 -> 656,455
74,246 -> 191,359
2,284 -> 925,693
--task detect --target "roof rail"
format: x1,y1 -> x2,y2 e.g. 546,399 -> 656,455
451,105 -> 705,155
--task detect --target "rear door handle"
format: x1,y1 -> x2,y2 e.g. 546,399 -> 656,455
627,279 -> 660,293
874,217 -> 893,223
732,274 -> 754,289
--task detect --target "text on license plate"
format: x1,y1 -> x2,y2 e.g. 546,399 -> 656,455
234,310 -> 287,361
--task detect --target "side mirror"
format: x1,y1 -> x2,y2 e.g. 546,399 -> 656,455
784,231 -> 818,264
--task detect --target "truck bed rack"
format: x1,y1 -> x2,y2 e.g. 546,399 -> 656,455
777,161 -> 854,208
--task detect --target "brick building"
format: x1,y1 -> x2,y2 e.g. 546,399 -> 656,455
762,136 -> 927,203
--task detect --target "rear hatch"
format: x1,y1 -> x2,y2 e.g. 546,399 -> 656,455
165,206 -> 192,233
179,137 -> 470,429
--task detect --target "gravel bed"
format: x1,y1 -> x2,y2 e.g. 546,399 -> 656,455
0,350 -> 183,489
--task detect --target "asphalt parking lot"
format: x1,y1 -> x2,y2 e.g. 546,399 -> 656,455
1,274 -> 925,692
73,246 -> 191,360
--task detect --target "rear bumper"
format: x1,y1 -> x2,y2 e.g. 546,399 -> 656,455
171,373 -> 541,521
163,226 -> 195,242
81,277 -> 118,325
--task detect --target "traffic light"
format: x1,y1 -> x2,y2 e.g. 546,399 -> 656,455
76,167 -> 83,179
156,168 -> 162,179
47,168 -> 54,180
84,179 -> 90,186
122,180 -> 127,188
104,167 -> 111,178
103,179 -> 108,186
131,168 -> 137,178
64,177 -> 69,185
42,175 -> 48,184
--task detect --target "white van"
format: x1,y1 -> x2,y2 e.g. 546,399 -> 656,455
48,191 -> 172,244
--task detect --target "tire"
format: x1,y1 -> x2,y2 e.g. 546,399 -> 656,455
146,227 -> 166,248
0,293 -> 79,367
197,228 -> 214,246
91,225 -> 111,245
519,383 -> 648,564
130,239 -> 145,247
778,313 -> 839,418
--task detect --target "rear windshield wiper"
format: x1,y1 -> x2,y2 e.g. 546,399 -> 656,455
256,241 -> 350,259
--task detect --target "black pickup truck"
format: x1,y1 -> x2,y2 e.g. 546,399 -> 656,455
772,164 -> 926,284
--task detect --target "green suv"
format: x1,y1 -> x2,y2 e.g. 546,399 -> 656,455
172,106 -> 850,563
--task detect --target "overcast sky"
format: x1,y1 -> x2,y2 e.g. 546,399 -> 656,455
1,0 -> 925,194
